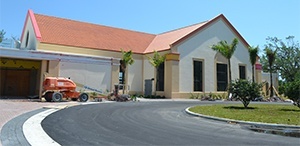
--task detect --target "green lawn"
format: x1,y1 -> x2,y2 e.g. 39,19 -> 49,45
189,104 -> 300,125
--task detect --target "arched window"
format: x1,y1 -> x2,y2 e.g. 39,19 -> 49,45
25,31 -> 29,48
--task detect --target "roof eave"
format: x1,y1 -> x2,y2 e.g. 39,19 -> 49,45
20,10 -> 42,43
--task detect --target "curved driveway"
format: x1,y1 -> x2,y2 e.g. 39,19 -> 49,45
42,101 -> 299,145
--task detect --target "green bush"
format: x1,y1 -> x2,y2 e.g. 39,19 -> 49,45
189,93 -> 201,99
144,95 -> 165,99
229,79 -> 263,108
282,80 -> 300,108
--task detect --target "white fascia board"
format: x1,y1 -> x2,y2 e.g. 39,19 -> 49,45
0,47 -> 116,65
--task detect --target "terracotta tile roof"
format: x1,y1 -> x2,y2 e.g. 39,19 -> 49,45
35,14 -> 156,54
144,22 -> 208,53
27,10 -> 249,54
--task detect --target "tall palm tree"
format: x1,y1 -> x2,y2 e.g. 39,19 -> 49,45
120,48 -> 134,93
211,38 -> 239,91
147,51 -> 165,94
248,46 -> 259,83
264,47 -> 276,97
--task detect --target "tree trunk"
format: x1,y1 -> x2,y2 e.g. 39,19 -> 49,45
125,67 -> 129,94
154,67 -> 159,95
228,59 -> 232,85
270,69 -> 274,97
227,59 -> 232,98
252,65 -> 255,83
123,69 -> 126,94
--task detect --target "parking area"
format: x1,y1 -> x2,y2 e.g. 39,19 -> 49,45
0,99 -> 82,133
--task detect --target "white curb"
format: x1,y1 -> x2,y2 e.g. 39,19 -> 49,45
23,109 -> 60,146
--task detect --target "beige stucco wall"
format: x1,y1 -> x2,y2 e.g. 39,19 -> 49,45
176,18 -> 252,95
38,43 -> 144,60
128,59 -> 143,93
48,60 -> 60,77
59,61 -> 112,93
37,43 -> 146,93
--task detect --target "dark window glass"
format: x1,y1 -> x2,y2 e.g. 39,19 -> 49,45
194,60 -> 203,91
119,65 -> 125,84
217,63 -> 228,91
239,65 -> 246,79
25,32 -> 29,47
156,63 -> 164,91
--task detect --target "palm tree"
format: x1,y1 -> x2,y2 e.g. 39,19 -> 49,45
211,38 -> 239,91
120,48 -> 134,93
147,51 -> 165,94
248,46 -> 259,83
264,47 -> 276,97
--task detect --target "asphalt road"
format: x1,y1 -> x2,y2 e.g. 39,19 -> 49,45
42,101 -> 300,145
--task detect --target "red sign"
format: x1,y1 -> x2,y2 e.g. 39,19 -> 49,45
255,64 -> 262,70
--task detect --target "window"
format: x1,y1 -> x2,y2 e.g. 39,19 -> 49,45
25,31 -> 29,48
156,63 -> 164,91
239,65 -> 246,79
119,65 -> 125,85
194,60 -> 203,91
217,63 -> 228,91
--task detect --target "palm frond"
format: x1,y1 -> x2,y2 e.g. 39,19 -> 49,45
147,50 -> 165,68
248,46 -> 259,65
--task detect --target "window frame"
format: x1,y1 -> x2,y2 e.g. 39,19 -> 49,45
239,64 -> 246,79
193,59 -> 204,92
156,62 -> 165,91
216,63 -> 228,91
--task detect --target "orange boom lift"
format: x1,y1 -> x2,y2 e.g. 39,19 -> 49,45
42,77 -> 89,102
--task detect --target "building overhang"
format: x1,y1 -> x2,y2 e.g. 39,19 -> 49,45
0,47 -> 117,65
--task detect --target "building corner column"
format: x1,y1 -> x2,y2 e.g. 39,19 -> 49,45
165,53 -> 180,98
255,63 -> 262,83
39,60 -> 48,99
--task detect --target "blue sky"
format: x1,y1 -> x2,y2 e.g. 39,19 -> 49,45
0,0 -> 299,51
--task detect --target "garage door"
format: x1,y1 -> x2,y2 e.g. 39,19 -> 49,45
0,58 -> 40,97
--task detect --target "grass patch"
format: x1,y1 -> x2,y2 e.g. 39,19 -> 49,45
189,104 -> 300,125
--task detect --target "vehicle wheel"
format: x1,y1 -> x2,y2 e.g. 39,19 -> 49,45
79,93 -> 89,102
52,92 -> 63,102
71,98 -> 78,101
44,92 -> 53,102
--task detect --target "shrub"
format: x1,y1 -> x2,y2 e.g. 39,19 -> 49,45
144,95 -> 165,99
229,79 -> 263,108
190,93 -> 201,99
282,80 -> 300,108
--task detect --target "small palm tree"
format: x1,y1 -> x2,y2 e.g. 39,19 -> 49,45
147,51 -> 166,93
264,47 -> 276,97
211,38 -> 239,91
248,46 -> 259,83
120,48 -> 134,93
